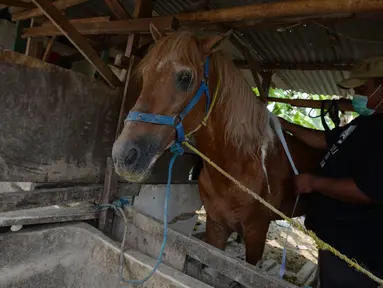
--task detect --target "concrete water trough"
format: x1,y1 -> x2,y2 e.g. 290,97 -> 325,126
0,222 -> 210,288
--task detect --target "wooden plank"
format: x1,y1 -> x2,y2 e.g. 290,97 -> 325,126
12,0 -> 88,21
268,97 -> 354,111
122,207 -> 297,288
0,48 -> 121,182
0,203 -> 98,227
22,15 -> 177,37
0,0 -> 35,8
104,0 -> 131,20
0,184 -> 141,213
31,0 -> 122,88
176,0 -> 383,24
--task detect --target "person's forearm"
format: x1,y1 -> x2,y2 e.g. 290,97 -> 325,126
312,177 -> 371,204
283,121 -> 327,150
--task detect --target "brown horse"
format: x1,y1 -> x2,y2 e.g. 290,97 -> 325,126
112,25 -> 323,266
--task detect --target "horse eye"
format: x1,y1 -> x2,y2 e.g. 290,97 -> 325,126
176,71 -> 193,92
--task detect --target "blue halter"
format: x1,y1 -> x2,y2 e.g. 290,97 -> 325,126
125,58 -> 211,144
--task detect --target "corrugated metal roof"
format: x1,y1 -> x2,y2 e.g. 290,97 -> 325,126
120,0 -> 383,96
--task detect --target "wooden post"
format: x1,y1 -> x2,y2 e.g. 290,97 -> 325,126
98,0 -> 154,234
25,18 -> 43,58
260,71 -> 273,103
31,0 -> 122,88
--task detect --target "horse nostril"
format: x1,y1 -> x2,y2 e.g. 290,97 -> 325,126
124,148 -> 139,167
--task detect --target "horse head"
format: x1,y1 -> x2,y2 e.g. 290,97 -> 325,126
112,25 -> 231,182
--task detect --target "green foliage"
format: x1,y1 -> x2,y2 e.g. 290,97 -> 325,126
253,87 -> 356,130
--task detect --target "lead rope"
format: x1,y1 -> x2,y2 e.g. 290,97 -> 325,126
98,144 -> 183,286
269,115 -> 300,279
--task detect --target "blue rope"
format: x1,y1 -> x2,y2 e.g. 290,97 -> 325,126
97,197 -> 131,211
117,142 -> 184,285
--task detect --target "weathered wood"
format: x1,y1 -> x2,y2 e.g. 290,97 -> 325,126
0,203 -> 98,227
0,0 -> 35,8
234,60 -> 354,71
268,97 -> 354,111
176,0 -> 383,24
0,184 -> 141,213
40,16 -> 111,26
104,0 -> 131,20
31,0 -> 122,88
121,207 -> 297,288
12,0 -> 88,21
0,185 -> 100,213
0,49 -> 121,182
22,15 -> 177,38
98,157 -> 118,234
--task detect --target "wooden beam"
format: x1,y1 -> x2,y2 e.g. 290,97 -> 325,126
176,0 -> 383,24
31,0 -> 122,88
268,97 -> 354,111
0,0 -> 35,8
234,60 -> 354,71
12,0 -> 88,21
40,16 -> 111,26
104,0 -> 131,20
22,15 -> 177,37
0,203 -> 98,227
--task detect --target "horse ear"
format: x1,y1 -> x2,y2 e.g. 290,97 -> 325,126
150,23 -> 164,42
202,30 -> 233,55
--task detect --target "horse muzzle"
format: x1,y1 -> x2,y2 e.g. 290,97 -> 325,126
112,135 -> 162,182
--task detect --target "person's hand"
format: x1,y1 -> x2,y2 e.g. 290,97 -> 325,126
294,174 -> 317,194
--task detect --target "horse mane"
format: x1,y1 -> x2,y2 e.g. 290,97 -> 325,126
137,30 -> 275,158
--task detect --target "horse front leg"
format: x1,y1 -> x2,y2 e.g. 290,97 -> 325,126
206,215 -> 231,250
243,211 -> 270,266
198,168 -> 231,250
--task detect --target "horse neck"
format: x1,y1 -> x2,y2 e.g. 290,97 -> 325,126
193,73 -> 274,171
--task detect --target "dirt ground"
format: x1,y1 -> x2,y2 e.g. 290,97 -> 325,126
194,207 -> 318,274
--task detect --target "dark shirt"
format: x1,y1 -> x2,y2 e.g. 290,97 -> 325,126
305,114 -> 383,269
